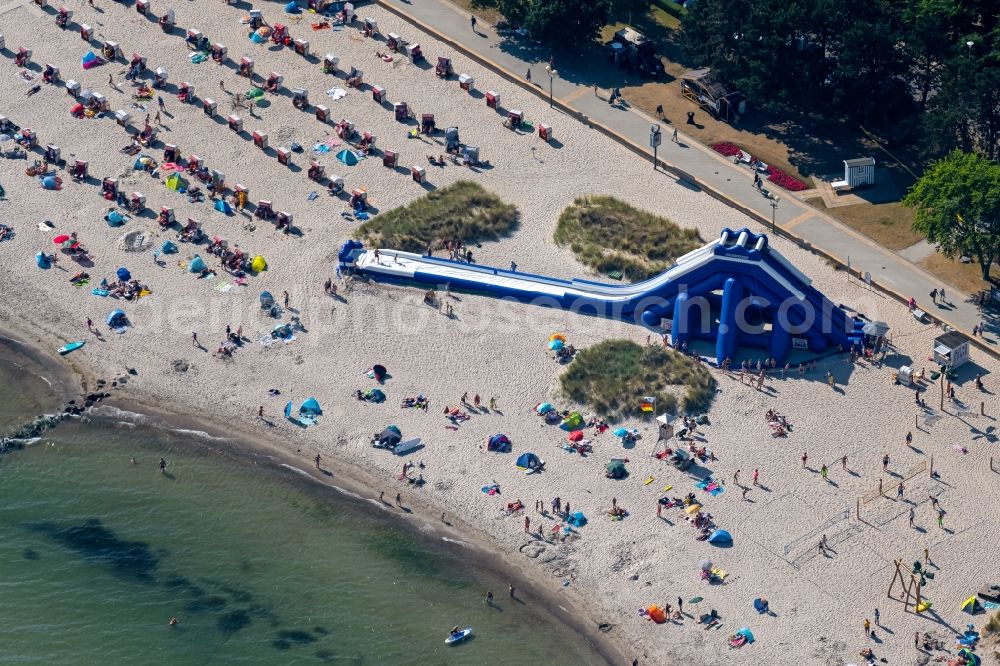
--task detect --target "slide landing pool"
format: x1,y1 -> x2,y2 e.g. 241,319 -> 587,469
338,229 -> 862,363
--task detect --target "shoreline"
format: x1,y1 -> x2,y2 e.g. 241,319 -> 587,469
0,323 -> 625,666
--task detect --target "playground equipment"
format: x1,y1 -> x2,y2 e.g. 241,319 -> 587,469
337,228 -> 861,363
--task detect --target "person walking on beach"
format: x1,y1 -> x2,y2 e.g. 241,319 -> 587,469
509,584 -> 516,599
510,261 -> 517,272
192,331 -> 199,347
905,431 -> 913,447
909,506 -> 915,527
159,457 -> 167,473
656,502 -> 662,518
314,453 -> 321,469
523,516 -> 530,533
379,491 -> 384,503
470,15 -> 477,32
672,127 -> 678,143
841,455 -> 848,470
283,290 -> 290,308
395,492 -> 401,506
897,481 -> 905,499
474,394 -> 481,408
937,509 -> 945,529
863,618 -> 871,637
258,405 -> 264,419
677,597 -> 683,614
874,608 -> 880,626
882,453 -> 890,472
820,464 -> 828,480
752,469 -> 759,486
525,69 -> 531,84
489,396 -> 498,410
485,590 -> 493,604
801,452 -> 808,468
733,469 -> 740,485
86,317 -> 94,331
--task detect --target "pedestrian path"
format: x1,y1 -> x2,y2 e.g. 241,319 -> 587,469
375,0 -> 1000,355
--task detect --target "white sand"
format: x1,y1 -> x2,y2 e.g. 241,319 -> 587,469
2,3 -> 999,664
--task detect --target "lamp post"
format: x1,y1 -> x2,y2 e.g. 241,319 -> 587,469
649,124 -> 661,171
545,65 -> 557,108
769,196 -> 780,233
967,40 -> 975,57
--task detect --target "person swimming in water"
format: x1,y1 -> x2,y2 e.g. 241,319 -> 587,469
159,457 -> 167,473
168,618 -> 178,626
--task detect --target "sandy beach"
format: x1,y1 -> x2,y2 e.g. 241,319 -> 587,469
2,2 -> 1000,664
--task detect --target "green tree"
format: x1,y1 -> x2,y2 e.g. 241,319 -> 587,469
904,150 -> 1000,280
524,0 -> 610,49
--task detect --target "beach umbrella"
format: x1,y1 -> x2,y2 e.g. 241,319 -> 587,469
698,559 -> 712,571
685,503 -> 701,514
536,402 -> 553,415
688,596 -> 704,605
567,430 -> 584,442
707,529 -> 732,544
547,339 -> 564,351
52,234 -> 71,244
116,267 -> 131,282
42,176 -> 58,190
549,333 -> 566,342
372,364 -> 387,381
385,424 -> 401,435
612,427 -> 628,438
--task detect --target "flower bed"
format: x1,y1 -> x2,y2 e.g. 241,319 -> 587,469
712,142 -> 809,192
766,165 -> 808,192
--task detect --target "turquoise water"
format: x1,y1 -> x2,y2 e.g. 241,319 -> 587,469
0,360 -> 606,665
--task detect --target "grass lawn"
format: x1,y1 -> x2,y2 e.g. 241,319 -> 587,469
560,339 -> 716,419
804,198 -> 922,251
554,196 -> 702,281
919,254 -> 990,298
357,181 -> 519,253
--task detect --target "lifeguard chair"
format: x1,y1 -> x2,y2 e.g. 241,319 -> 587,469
44,144 -> 61,163
15,48 -> 31,67
210,170 -> 225,190
129,53 -> 147,74
406,43 -> 422,61
382,150 -> 397,168
91,92 -> 109,112
322,54 -> 338,74
411,165 -> 426,183
69,160 -> 90,182
185,155 -> 201,173
66,79 -> 81,97
506,109 -> 523,129
233,184 -> 249,210
55,7 -> 71,28
227,115 -> 243,132
248,10 -> 263,30
163,144 -> 179,162
362,18 -> 378,38
315,105 -> 330,123
203,98 -> 216,117
239,57 -> 254,78
292,89 -> 308,110
538,124 -> 553,142
271,23 -> 288,45
293,39 -> 309,56
346,67 -> 363,88
275,211 -> 293,231
371,85 -> 386,104
276,147 -> 291,166
349,188 -> 367,209
114,109 -> 130,126
252,131 -> 268,150
386,32 -> 401,52
265,72 -> 283,93
135,0 -> 149,14
186,29 -> 204,50
359,131 -> 376,151
80,24 -> 93,41
459,74 -> 474,92
486,91 -> 499,109
178,82 -> 194,103
328,175 -> 344,195
307,161 -> 325,182
211,43 -> 227,63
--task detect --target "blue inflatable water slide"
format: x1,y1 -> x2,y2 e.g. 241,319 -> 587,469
338,228 -> 862,363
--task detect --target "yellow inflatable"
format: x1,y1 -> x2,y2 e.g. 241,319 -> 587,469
251,256 -> 267,273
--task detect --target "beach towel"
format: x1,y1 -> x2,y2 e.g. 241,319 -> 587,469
190,52 -> 208,64
326,88 -> 347,101
91,288 -> 109,297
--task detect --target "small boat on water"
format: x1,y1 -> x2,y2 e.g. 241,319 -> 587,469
58,341 -> 85,355
445,627 -> 473,645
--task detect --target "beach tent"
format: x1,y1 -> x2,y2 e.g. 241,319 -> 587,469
104,210 -> 126,226
272,323 -> 292,338
559,412 -> 583,431
53,234 -> 71,244
487,433 -> 511,452
251,256 -> 267,273
535,402 -> 553,415
106,309 -> 127,327
379,428 -> 402,446
300,397 -> 322,417
515,452 -> 541,470
214,199 -> 232,215
336,149 -> 359,166
735,628 -> 755,644
165,173 -> 186,192
962,596 -> 985,615
567,511 -> 587,527
547,339 -> 564,351
605,460 -> 627,479
284,1 -> 301,12
35,252 -> 51,268
81,51 -> 103,69
753,598 -> 769,614
250,32 -> 266,44
366,388 -> 386,403
116,267 -> 131,282
567,430 -> 584,442
260,291 -> 275,309
708,529 -> 733,545
41,176 -> 60,190
188,255 -> 206,273
160,240 -> 178,254
646,605 -> 667,623
371,364 -> 388,382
